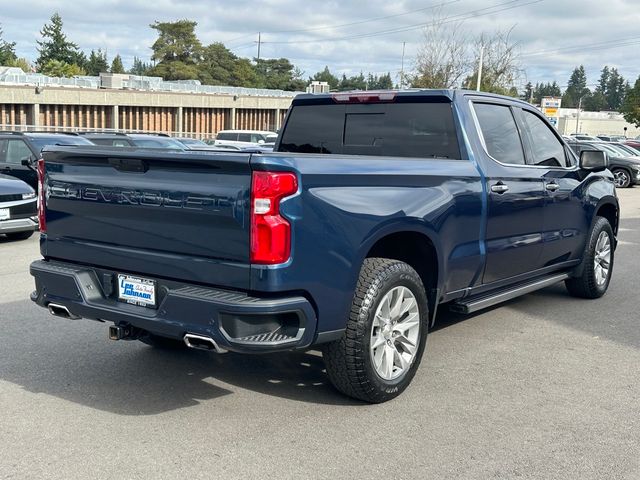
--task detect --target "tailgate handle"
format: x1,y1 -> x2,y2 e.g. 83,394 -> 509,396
108,158 -> 148,173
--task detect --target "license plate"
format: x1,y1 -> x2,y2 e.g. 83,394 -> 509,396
117,274 -> 157,308
0,208 -> 9,221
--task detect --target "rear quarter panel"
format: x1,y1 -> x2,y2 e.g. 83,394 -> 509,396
250,154 -> 485,333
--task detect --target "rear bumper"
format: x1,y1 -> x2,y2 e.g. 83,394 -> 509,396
0,217 -> 37,234
30,259 -> 319,353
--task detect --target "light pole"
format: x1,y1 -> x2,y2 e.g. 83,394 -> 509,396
575,95 -> 584,134
476,45 -> 484,92
400,42 -> 406,89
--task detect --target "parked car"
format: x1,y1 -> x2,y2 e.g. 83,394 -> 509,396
80,132 -> 185,150
174,137 -> 209,148
596,135 -> 627,142
0,132 -> 94,189
30,89 -> 618,403
624,140 -> 640,150
570,133 -> 600,141
613,143 -> 640,157
567,140 -> 640,188
0,174 -> 37,241
214,130 -> 277,148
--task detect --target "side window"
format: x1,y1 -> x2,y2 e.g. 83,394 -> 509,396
6,139 -> 33,164
238,133 -> 252,142
474,103 -> 526,165
521,110 -> 567,167
0,140 -> 7,163
112,139 -> 130,147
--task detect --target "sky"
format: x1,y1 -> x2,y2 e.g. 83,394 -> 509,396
1,0 -> 640,90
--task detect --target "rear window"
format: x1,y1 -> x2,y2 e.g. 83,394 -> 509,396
278,102 -> 461,159
27,135 -> 93,151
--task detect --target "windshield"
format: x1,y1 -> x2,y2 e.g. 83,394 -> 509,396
27,135 -> 94,152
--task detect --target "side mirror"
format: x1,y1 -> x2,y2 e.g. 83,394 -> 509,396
580,150 -> 608,172
20,155 -> 35,167
258,139 -> 265,144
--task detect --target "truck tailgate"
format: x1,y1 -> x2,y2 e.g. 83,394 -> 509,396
42,147 -> 252,289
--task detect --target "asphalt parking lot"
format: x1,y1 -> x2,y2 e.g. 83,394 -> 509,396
1,190 -> 639,480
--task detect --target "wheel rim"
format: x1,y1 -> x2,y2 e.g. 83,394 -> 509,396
613,170 -> 629,187
370,286 -> 421,381
594,231 -> 611,286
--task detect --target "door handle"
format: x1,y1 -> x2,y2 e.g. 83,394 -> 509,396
491,182 -> 509,194
546,182 -> 560,192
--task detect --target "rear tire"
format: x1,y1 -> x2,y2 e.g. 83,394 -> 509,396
322,258 -> 429,403
565,217 -> 614,299
6,230 -> 34,241
138,333 -> 187,349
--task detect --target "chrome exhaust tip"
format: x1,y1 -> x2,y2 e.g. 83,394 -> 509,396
47,303 -> 81,320
183,333 -> 228,354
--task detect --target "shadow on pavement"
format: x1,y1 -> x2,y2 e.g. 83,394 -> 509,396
0,299 -> 361,415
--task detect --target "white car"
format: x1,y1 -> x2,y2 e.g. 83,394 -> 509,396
214,130 -> 278,148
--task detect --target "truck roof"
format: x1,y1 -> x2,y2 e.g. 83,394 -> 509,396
292,89 -> 532,109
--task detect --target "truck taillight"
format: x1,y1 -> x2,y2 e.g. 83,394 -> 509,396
37,158 -> 46,233
250,171 -> 298,264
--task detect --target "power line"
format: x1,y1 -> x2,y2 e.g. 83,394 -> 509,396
261,0 -> 544,45
522,35 -> 640,58
263,0 -> 461,35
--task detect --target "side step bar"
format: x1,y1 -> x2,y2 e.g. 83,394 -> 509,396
450,273 -> 569,314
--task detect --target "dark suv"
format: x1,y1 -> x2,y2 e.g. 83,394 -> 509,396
79,132 -> 185,150
0,132 -> 94,189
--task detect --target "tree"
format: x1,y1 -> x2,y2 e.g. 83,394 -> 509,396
36,13 -> 84,71
413,15 -> 469,89
621,75 -> 640,128
197,42 -> 239,85
149,19 -> 202,80
338,73 -> 367,91
523,82 -> 534,103
464,29 -> 522,96
6,57 -> 32,72
231,58 -> 260,87
85,49 -> 109,76
0,25 -> 17,65
255,58 -> 301,90
150,19 -> 202,63
311,66 -> 339,90
605,68 -> 626,111
129,56 -> 151,76
110,54 -> 125,74
562,65 -> 590,108
40,59 -> 85,77
532,81 -> 561,104
367,73 -> 393,90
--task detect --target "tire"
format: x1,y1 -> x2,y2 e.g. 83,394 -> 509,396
5,230 -> 34,241
138,333 -> 187,349
322,258 -> 429,403
611,168 -> 631,188
565,217 -> 614,299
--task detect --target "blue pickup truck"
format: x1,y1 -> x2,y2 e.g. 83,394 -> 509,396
30,90 -> 618,403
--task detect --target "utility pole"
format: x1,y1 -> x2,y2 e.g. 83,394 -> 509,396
575,95 -> 583,134
257,32 -> 262,61
476,45 -> 484,92
400,42 -> 406,89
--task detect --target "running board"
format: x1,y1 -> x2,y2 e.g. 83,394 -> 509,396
450,273 -> 570,314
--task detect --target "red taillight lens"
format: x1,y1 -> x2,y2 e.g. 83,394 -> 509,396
250,171 -> 298,264
37,158 -> 46,233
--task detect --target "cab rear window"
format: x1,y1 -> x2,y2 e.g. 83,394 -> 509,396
278,102 -> 461,159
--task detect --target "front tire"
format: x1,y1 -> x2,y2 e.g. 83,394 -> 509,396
322,258 -> 429,403
565,217 -> 614,299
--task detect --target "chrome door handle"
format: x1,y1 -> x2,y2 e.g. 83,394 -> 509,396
491,182 -> 509,194
546,182 -> 559,192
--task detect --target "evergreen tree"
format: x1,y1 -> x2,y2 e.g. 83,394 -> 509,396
605,68 -> 626,111
129,56 -> 151,76
310,66 -> 340,90
36,13 -> 83,71
621,75 -> 640,128
110,54 -> 125,74
149,20 -> 202,80
0,25 -> 17,65
562,66 -> 590,108
86,49 -> 109,76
